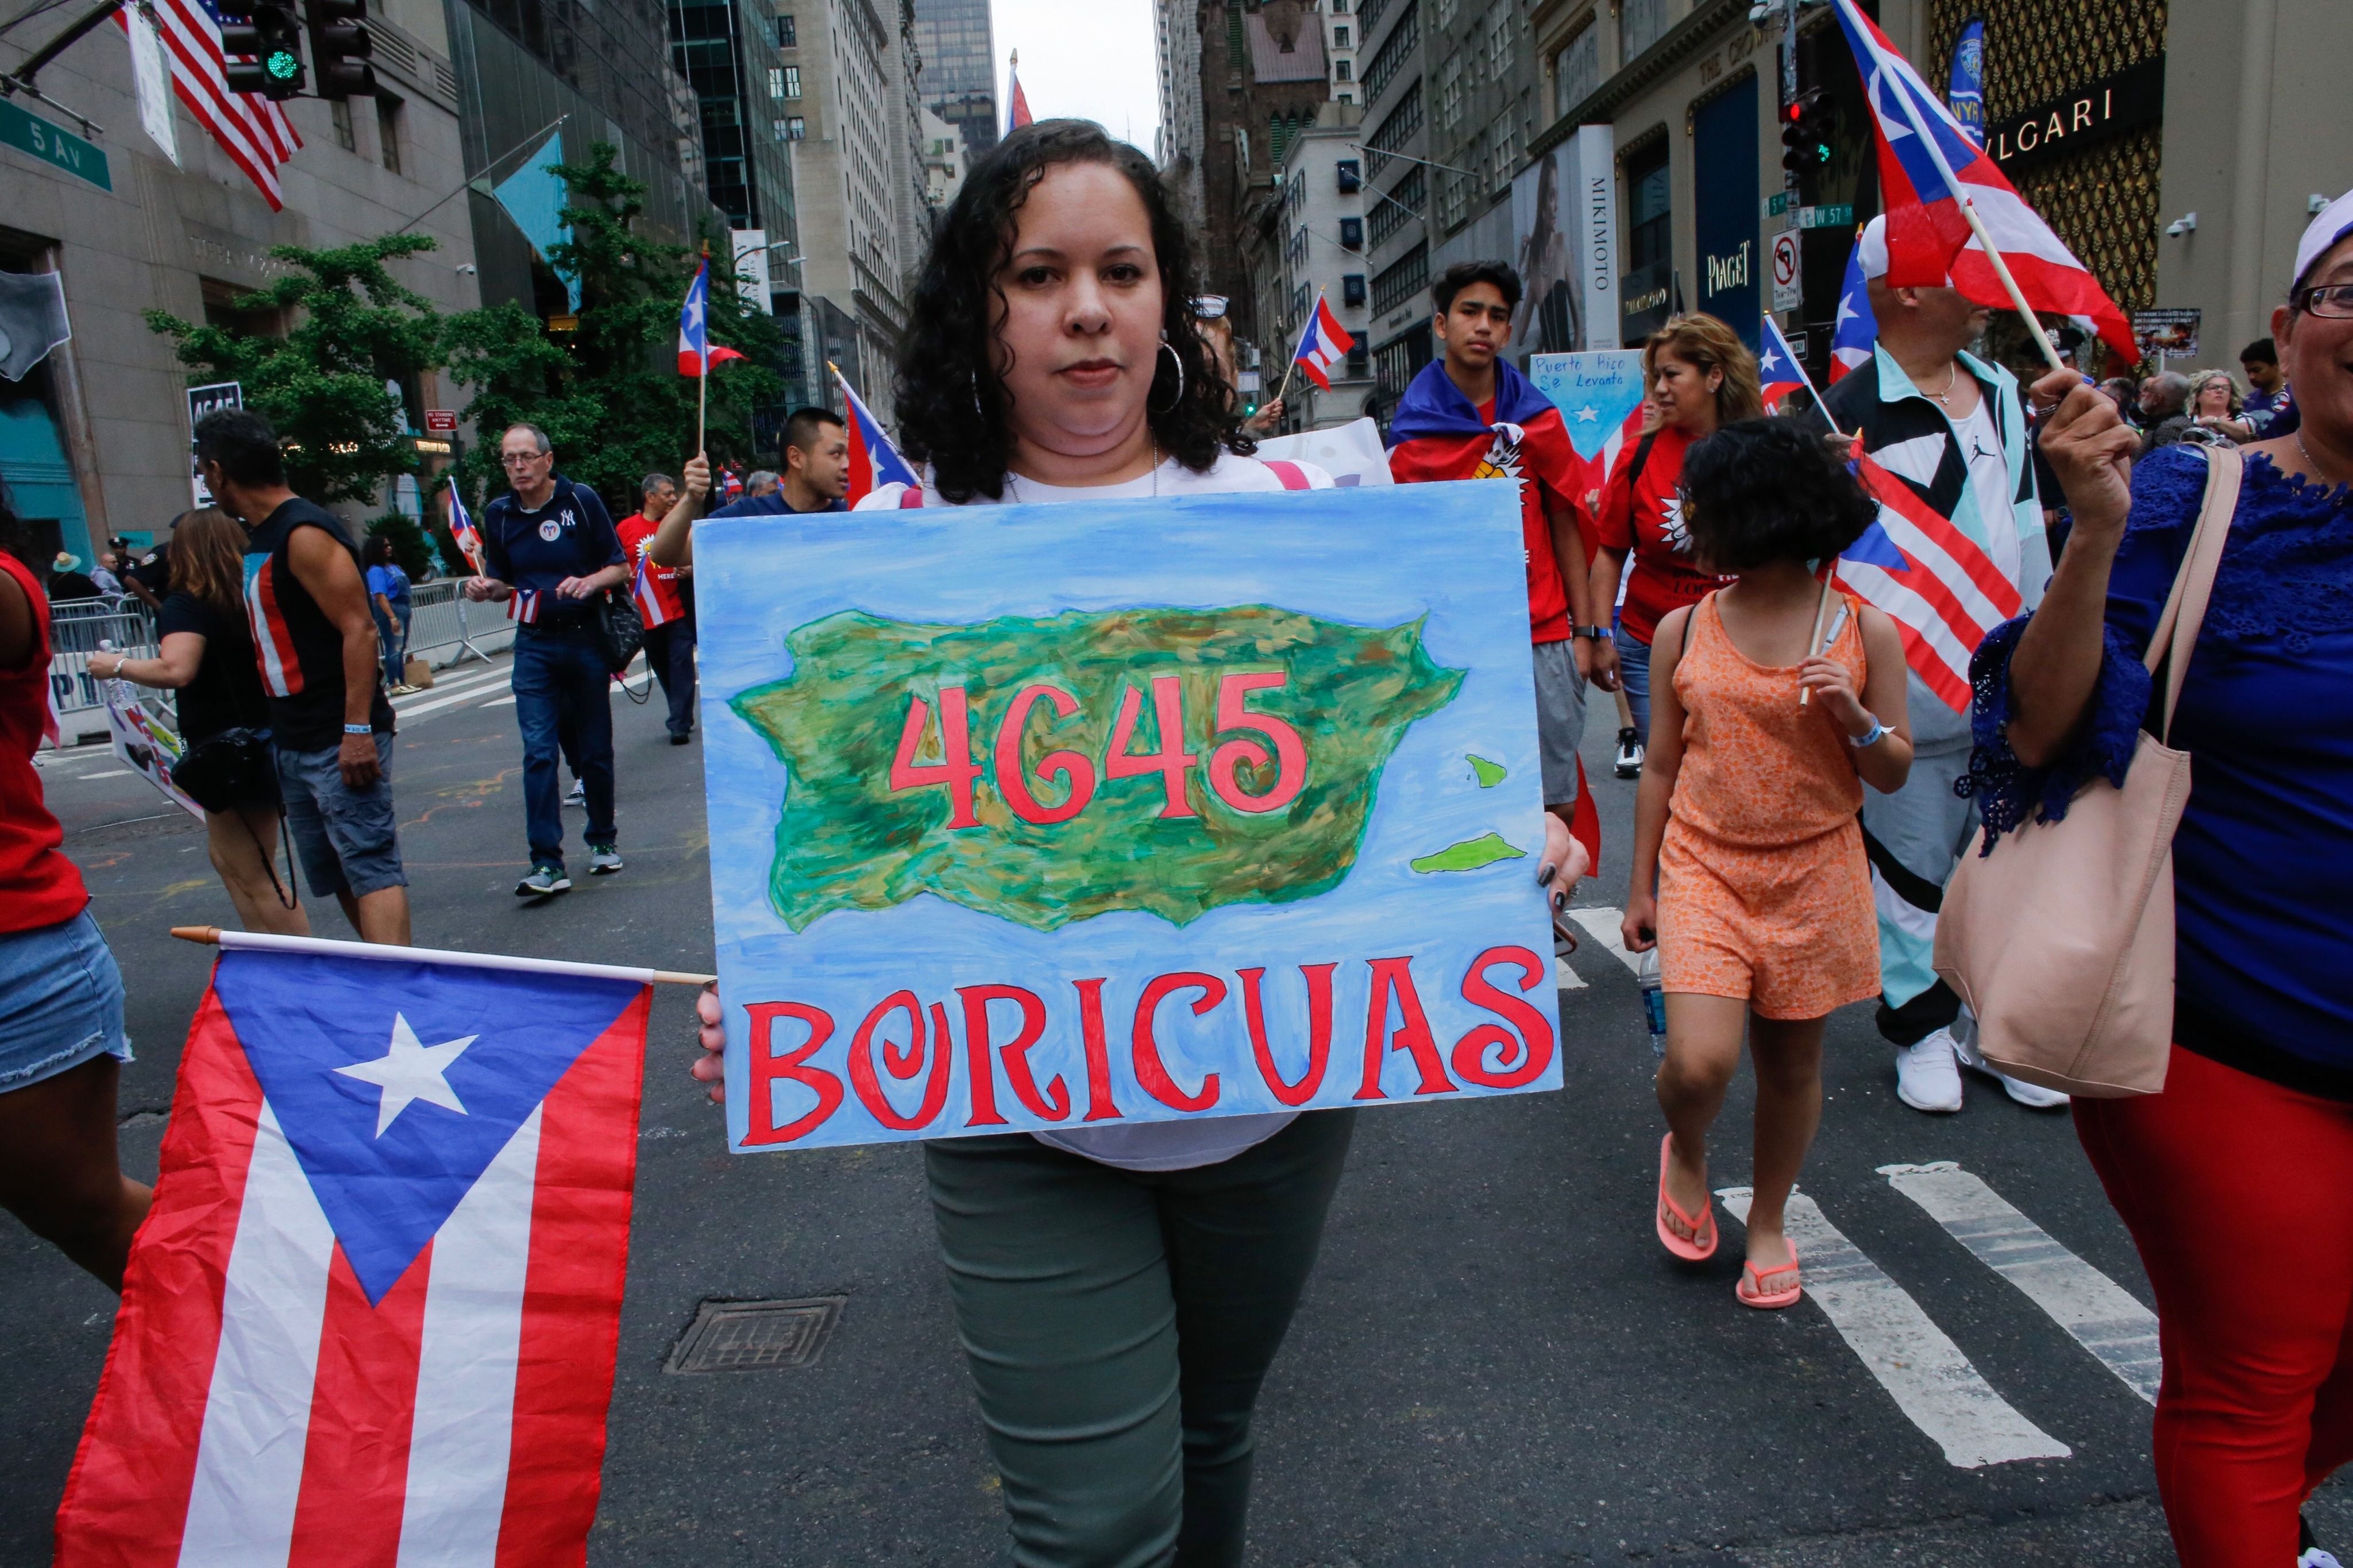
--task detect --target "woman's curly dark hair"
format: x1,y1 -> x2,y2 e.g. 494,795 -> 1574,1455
892,118 -> 1245,504
1676,417 -> 1877,574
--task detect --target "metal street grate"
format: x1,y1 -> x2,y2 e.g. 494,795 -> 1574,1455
665,1296 -> 845,1374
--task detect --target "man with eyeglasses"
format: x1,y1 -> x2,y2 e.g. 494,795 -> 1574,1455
462,424 -> 628,897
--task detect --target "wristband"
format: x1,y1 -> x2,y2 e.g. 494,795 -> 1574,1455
1847,715 -> 1888,748
344,723 -> 375,736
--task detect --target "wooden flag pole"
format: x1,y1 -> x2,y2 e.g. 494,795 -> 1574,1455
1799,574 -> 1835,706
170,926 -> 718,987
1955,198 -> 2071,376
695,248 -> 710,457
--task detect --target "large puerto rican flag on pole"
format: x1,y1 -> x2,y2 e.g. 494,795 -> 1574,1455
1829,231 -> 1879,383
56,933 -> 653,1566
1828,0 -> 2136,364
1290,293 -> 1355,391
830,361 -> 921,506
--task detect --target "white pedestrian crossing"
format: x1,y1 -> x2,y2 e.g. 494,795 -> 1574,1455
1880,1161 -> 2161,1405
1565,907 -> 1640,974
1717,1186 -> 2072,1469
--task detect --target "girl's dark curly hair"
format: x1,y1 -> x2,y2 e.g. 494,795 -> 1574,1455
1677,417 -> 1877,573
892,118 -> 1246,504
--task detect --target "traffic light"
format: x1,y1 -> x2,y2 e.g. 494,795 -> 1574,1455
307,0 -> 376,99
1780,90 -> 1837,174
220,0 -> 306,99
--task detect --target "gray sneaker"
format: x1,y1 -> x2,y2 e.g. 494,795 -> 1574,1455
516,863 -> 571,897
588,846 -> 624,875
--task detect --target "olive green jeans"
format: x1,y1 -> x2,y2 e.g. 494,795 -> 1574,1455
923,1109 -> 1357,1567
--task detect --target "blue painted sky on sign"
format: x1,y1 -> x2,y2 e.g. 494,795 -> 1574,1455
695,483 -> 1557,1151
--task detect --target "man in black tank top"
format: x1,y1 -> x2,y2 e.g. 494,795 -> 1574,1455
195,411 -> 411,945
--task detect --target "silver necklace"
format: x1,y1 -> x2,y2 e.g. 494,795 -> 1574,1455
2295,434 -> 2347,489
1006,444 -> 1162,503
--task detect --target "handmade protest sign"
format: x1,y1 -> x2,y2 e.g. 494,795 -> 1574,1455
696,484 -> 1558,1151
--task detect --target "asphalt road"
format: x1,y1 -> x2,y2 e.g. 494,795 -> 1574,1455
4,659 -> 2347,1566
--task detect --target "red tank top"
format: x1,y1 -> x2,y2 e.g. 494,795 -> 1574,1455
0,551 -> 90,932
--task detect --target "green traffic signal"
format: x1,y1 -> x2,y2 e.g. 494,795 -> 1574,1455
265,48 -> 302,82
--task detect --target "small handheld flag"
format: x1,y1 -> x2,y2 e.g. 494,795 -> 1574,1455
56,933 -> 656,1566
829,361 -> 920,506
446,477 -> 484,573
676,258 -> 748,378
1829,233 -> 1879,384
507,586 -> 541,625
1834,451 -> 2022,711
1005,49 -> 1032,133
1290,293 -> 1355,393
1757,316 -> 1808,411
1827,0 -> 2134,366
631,550 -> 677,629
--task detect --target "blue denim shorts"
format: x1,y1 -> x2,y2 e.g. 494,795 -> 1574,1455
0,909 -> 133,1092
276,732 -> 407,900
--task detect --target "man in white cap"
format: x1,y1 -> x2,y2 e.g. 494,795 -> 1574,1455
1821,215 -> 2067,1114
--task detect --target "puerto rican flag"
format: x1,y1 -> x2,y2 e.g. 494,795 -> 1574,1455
630,550 -> 677,629
1829,233 -> 1879,383
677,258 -> 747,377
56,937 -> 651,1566
1830,0 -> 2136,364
241,553 -> 303,697
1833,445 -> 2023,711
1758,315 -> 1807,411
446,478 -> 484,574
830,361 -> 920,506
1290,293 -> 1355,392
1005,52 -> 1032,133
507,587 -> 542,625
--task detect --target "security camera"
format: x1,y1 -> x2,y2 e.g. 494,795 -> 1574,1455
1748,0 -> 1773,19
455,263 -> 479,275
2163,213 -> 2197,237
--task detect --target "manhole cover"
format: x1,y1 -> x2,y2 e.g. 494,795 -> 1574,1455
665,1296 -> 845,1374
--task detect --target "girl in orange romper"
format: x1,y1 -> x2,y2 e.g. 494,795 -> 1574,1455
1621,419 -> 1914,1309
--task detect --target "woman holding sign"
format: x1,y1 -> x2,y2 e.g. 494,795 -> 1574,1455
692,118 -> 1586,1565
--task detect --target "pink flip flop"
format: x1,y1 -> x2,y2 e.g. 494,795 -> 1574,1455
1654,1133 -> 1716,1261
1735,1245 -> 1803,1309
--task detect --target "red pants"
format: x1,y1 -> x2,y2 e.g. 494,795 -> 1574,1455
2074,1045 -> 2353,1566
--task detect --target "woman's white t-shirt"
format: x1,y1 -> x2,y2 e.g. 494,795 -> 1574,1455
855,450 -> 1333,1171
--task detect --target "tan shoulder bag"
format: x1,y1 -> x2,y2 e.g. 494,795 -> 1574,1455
1933,447 -> 2243,1098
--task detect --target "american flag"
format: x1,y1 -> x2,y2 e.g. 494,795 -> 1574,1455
117,0 -> 303,209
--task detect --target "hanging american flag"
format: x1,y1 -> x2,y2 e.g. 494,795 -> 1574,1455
115,0 -> 303,210
55,933 -> 654,1566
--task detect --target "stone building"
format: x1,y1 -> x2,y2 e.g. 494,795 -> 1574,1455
1240,102 -> 1372,429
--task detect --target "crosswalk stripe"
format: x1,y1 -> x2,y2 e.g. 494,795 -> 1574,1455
396,674 -> 515,720
1880,1162 -> 2160,1405
1718,1186 -> 2072,1469
392,664 -> 511,707
480,695 -> 517,707
1554,957 -> 1586,991
1565,907 -> 1641,975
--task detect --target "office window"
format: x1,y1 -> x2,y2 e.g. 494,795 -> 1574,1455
1553,23 -> 1598,115
1486,6 -> 1511,82
1370,241 -> 1428,314
1368,164 -> 1422,248
1334,24 -> 1349,47
330,98 -> 356,151
1331,0 -> 1345,11
1434,0 -> 1456,27
1343,272 -> 1367,306
784,64 -> 800,96
1338,91 -> 1353,103
1347,341 -> 1368,377
1362,2 -> 1415,103
785,115 -> 806,140
1335,58 -> 1351,81
1621,0 -> 1667,61
769,66 -> 784,98
1337,159 -> 1361,192
773,13 -> 794,46
376,96 -> 402,174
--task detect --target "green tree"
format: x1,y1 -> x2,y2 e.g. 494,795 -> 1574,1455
441,144 -> 784,522
145,235 -> 445,506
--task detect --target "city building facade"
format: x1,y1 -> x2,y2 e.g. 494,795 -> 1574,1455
909,0 -> 997,160
917,105 -> 968,213
0,0 -> 480,563
1154,0 -> 1208,227
1243,103 -> 1372,429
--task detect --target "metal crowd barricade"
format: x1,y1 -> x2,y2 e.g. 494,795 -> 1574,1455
48,598 -> 161,739
402,578 -> 514,670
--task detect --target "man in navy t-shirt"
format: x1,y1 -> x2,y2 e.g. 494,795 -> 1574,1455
707,408 -> 850,518
462,423 -> 628,897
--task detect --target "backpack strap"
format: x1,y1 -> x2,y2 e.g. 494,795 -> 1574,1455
1263,459 -> 1312,491
1625,430 -> 1659,489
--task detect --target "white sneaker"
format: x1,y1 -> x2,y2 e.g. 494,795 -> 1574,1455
2301,1550 -> 2345,1568
1895,1029 -> 1965,1113
1949,1021 -> 2070,1109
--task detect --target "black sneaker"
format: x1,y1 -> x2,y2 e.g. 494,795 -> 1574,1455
1614,727 -> 1644,779
516,863 -> 571,896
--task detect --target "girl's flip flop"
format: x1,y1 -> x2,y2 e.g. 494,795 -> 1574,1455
1735,1246 -> 1803,1310
1654,1133 -> 1716,1261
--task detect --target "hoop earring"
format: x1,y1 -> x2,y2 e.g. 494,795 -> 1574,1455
1150,335 -> 1185,414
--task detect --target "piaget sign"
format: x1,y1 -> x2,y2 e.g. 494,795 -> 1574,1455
1983,55 -> 2165,176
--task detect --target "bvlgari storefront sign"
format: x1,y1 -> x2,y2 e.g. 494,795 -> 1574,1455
1984,55 -> 2164,176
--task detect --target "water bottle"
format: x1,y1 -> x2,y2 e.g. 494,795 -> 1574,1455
1635,948 -> 1667,1057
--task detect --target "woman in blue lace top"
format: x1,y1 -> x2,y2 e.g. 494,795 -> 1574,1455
1969,197 -> 2353,1567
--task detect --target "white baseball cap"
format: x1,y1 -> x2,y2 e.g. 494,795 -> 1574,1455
1857,215 -> 1889,280
2294,189 -> 2353,294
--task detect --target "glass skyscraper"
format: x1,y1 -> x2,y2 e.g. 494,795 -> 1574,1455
909,0 -> 998,157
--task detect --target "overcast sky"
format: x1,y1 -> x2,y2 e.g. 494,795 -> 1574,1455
989,0 -> 1163,156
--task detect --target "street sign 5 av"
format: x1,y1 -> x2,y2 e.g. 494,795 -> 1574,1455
0,98 -> 110,191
